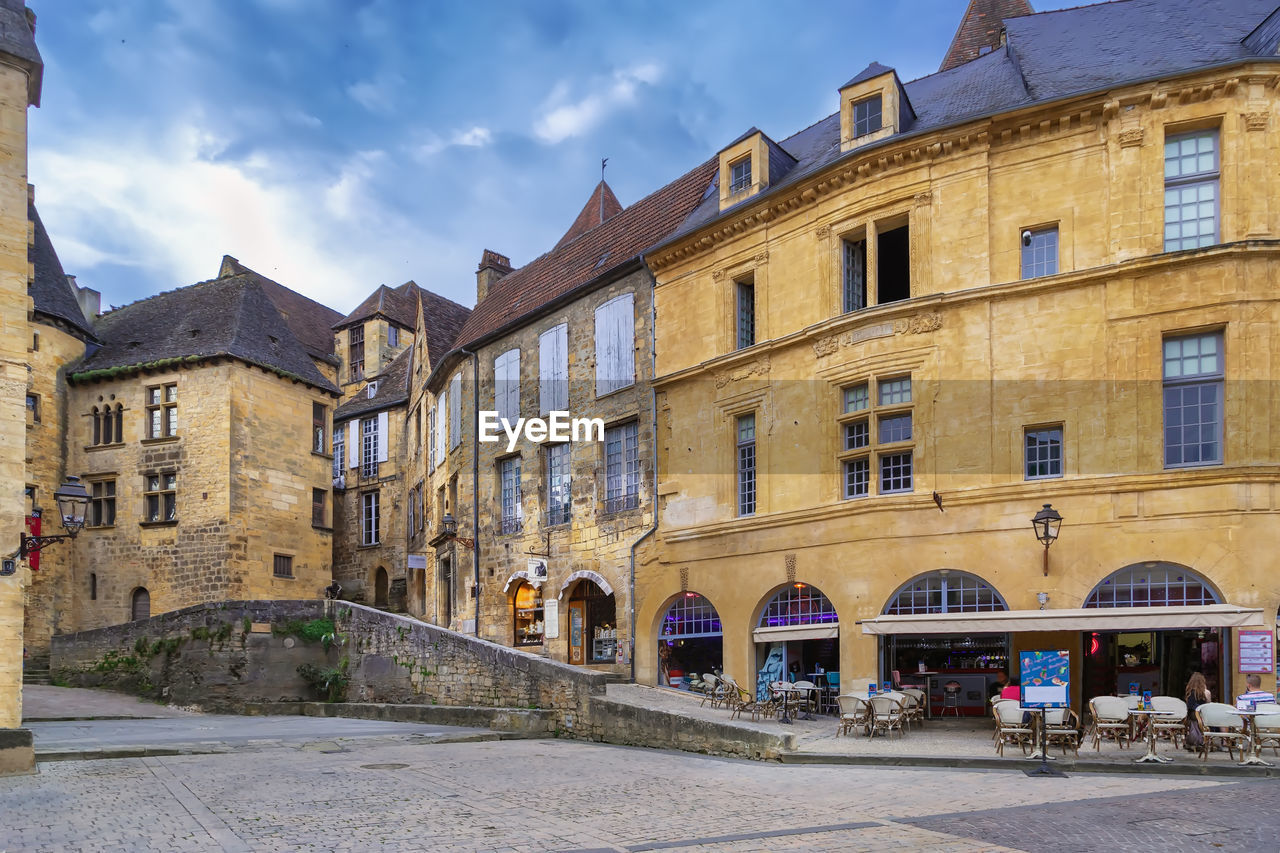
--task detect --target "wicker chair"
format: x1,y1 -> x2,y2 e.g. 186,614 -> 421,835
1088,696 -> 1131,751
901,688 -> 926,728
724,677 -> 770,721
1195,703 -> 1250,761
696,673 -> 716,706
792,680 -> 820,717
994,701 -> 1033,757
869,695 -> 906,738
1254,703 -> 1280,756
1149,696 -> 1188,748
836,694 -> 870,737
1044,707 -> 1081,757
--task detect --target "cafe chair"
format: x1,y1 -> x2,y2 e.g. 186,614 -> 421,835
1253,703 -> 1280,756
1195,703 -> 1250,761
1044,707 -> 1081,757
940,681 -> 963,717
1149,695 -> 1188,748
1088,696 -> 1131,751
820,671 -> 841,714
994,701 -> 1033,757
792,680 -> 820,717
900,688 -> 926,729
869,695 -> 906,738
836,694 -> 870,737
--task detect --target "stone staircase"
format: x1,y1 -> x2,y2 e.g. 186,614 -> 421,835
23,665 -> 50,685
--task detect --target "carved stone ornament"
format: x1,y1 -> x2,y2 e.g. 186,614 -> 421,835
713,354 -> 771,388
913,191 -> 933,206
814,224 -> 833,240
812,313 -> 942,357
893,313 -> 943,335
711,269 -> 726,281
1118,128 -> 1144,147
812,335 -> 840,358
680,566 -> 689,592
785,554 -> 797,583
753,251 -> 769,266
1244,111 -> 1268,131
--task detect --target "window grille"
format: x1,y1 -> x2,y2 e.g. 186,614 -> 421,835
659,593 -> 723,639
758,584 -> 838,627
1163,331 -> 1222,467
885,571 -> 1007,615
1084,563 -> 1219,608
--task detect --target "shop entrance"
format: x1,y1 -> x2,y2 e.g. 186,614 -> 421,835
657,592 -> 723,689
1082,628 -> 1223,700
568,580 -> 616,666
753,583 -> 839,700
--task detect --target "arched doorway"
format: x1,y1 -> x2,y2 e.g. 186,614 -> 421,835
1082,562 -> 1223,701
657,592 -> 722,690
565,577 -> 616,666
130,587 -> 150,622
511,581 -> 544,647
753,583 -> 839,699
374,567 -> 389,608
881,570 -> 1008,715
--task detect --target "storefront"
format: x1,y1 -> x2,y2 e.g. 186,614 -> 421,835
753,583 -> 840,699
657,592 -> 723,689
562,572 -> 616,666
510,580 -> 545,647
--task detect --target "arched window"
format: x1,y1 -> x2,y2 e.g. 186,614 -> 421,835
91,407 -> 101,445
131,587 -> 150,621
660,593 -> 722,638
1084,563 -> 1220,608
101,406 -> 113,446
884,571 -> 1006,615
758,583 -> 838,627
114,403 -> 123,443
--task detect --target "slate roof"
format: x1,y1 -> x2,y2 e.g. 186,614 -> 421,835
940,0 -> 1035,72
29,203 -> 94,339
447,157 -> 718,353
335,345 -> 412,421
70,270 -> 340,394
0,0 -> 41,105
554,181 -> 623,250
666,0 -> 1280,244
336,279 -> 471,367
418,287 -> 472,366
219,257 -> 342,363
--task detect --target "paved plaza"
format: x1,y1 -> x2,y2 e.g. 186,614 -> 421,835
3,732 -> 1278,852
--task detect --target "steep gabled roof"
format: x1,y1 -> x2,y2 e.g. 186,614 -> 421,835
940,0 -> 1035,72
71,269 -> 340,394
335,345 -> 412,421
449,157 -> 718,351
218,256 -> 342,363
29,202 -> 94,339
336,280 -> 422,331
554,181 -> 623,250
418,288 -> 471,366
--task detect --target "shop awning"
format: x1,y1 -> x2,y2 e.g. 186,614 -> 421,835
502,570 -> 543,593
859,604 -> 1265,636
753,624 -> 840,642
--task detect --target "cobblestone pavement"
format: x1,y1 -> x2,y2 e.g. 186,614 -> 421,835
4,736 -> 1271,852
22,684 -> 199,720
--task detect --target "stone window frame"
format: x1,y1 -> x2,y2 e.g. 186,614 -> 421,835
852,94 -> 883,138
735,412 -> 757,517
312,402 -> 328,455
332,426 -> 345,480
1162,328 -> 1224,469
311,487 -> 327,529
823,198 -> 917,320
88,476 -> 117,528
836,374 -> 916,499
142,471 -> 177,526
361,490 -> 380,546
144,383 -> 178,440
1024,424 -> 1064,480
1020,224 -> 1060,280
1162,127 -> 1219,253
735,275 -> 756,350
25,392 -> 39,423
387,324 -> 400,349
89,398 -> 125,447
601,420 -> 640,515
545,442 -> 571,526
498,454 -> 523,535
273,553 -> 294,579
349,324 -> 365,382
728,154 -> 752,196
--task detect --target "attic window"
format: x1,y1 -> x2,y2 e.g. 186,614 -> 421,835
853,95 -> 882,138
366,381 -> 378,399
729,156 -> 752,195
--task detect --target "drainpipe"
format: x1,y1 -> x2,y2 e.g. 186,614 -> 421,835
459,345 -> 481,638
627,287 -> 661,683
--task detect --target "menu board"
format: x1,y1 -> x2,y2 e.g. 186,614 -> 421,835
1237,629 -> 1274,674
1020,650 -> 1070,708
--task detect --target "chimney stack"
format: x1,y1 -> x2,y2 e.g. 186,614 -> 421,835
476,249 -> 512,304
68,274 -> 101,321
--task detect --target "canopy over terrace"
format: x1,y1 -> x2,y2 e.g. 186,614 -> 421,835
859,604 -> 1265,635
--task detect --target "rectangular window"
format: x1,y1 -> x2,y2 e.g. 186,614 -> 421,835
312,402 -> 327,454
1020,227 -> 1059,279
879,377 -> 912,406
1163,130 -> 1218,252
494,348 -> 520,425
546,443 -> 571,526
539,323 -> 569,413
844,420 -> 869,451
312,487 -> 326,527
853,95 -> 882,138
842,238 -> 866,313
144,473 -> 176,523
349,325 -> 365,381
332,427 -> 344,479
146,383 -> 177,439
844,457 -> 869,498
878,413 -> 912,444
877,224 -> 910,304
736,279 -> 755,349
736,413 -> 756,516
594,294 -> 635,396
273,554 -> 293,578
449,372 -> 462,449
1163,331 -> 1223,467
839,375 -> 915,498
387,325 -> 399,348
89,479 -> 116,527
25,393 -> 39,422
729,155 -> 752,195
880,451 -> 913,493
499,456 -> 522,534
361,491 -> 380,545
1025,427 -> 1063,479
428,406 -> 437,470
604,421 -> 640,513
361,416 -> 378,478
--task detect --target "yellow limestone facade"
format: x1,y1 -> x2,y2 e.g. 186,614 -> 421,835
640,65 -> 1280,704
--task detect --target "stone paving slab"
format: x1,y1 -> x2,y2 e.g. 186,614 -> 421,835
22,684 -> 199,720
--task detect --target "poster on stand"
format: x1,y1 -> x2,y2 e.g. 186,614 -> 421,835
1236,630 -> 1274,674
1020,650 -> 1069,708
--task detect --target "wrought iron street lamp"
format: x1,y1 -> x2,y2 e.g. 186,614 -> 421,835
1031,503 -> 1063,577
19,476 -> 90,559
431,512 -> 475,549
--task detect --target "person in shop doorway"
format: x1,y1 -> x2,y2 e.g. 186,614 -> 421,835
988,670 -> 1010,700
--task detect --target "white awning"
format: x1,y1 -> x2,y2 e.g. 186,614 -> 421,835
502,570 -> 543,594
558,570 -> 614,599
753,624 -> 840,642
859,604 -> 1265,635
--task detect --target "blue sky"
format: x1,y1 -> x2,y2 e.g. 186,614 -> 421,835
29,0 -> 1076,315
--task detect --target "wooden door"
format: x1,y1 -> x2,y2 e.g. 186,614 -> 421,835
569,600 -> 585,664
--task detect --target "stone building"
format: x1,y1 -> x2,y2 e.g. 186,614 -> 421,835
62,257 -> 344,629
637,0 -> 1280,707
330,281 -> 469,608
416,166 -> 714,674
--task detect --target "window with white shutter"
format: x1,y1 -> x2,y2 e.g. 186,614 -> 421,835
539,324 -> 568,414
494,349 -> 520,425
376,411 -> 389,463
428,406 -> 437,471
449,372 -> 462,449
348,421 -> 358,469
595,293 -> 634,397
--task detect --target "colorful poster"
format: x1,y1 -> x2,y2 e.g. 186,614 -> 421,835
1020,650 -> 1069,708
1237,629 -> 1274,674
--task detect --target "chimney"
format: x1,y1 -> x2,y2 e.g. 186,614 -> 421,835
69,275 -> 101,321
476,249 -> 512,304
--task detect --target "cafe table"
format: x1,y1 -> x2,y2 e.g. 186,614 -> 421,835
771,684 -> 812,724
1128,708 -> 1177,764
1233,709 -> 1274,767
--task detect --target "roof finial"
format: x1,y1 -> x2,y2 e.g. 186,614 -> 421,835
600,157 -> 608,221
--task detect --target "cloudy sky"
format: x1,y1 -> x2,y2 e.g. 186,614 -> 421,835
29,0 -> 1074,315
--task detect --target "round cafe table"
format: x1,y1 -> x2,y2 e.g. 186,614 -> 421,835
1128,708 -> 1177,764
1233,710 -> 1274,767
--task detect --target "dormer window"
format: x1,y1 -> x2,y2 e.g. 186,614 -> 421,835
366,381 -> 378,399
853,95 -> 882,138
388,325 -> 399,348
729,156 -> 752,196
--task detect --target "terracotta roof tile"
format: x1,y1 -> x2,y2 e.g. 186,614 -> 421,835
553,180 -> 623,250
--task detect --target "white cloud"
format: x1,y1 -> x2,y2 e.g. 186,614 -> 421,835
533,63 -> 664,144
346,72 -> 404,115
411,125 -> 493,160
453,126 -> 491,147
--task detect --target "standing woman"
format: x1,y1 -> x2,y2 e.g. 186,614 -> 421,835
1185,671 -> 1211,750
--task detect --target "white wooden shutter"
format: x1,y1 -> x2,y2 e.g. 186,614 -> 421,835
595,293 -> 634,396
449,372 -> 462,448
376,411 -> 389,462
494,349 -> 519,423
539,324 -> 567,413
347,421 -> 358,468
